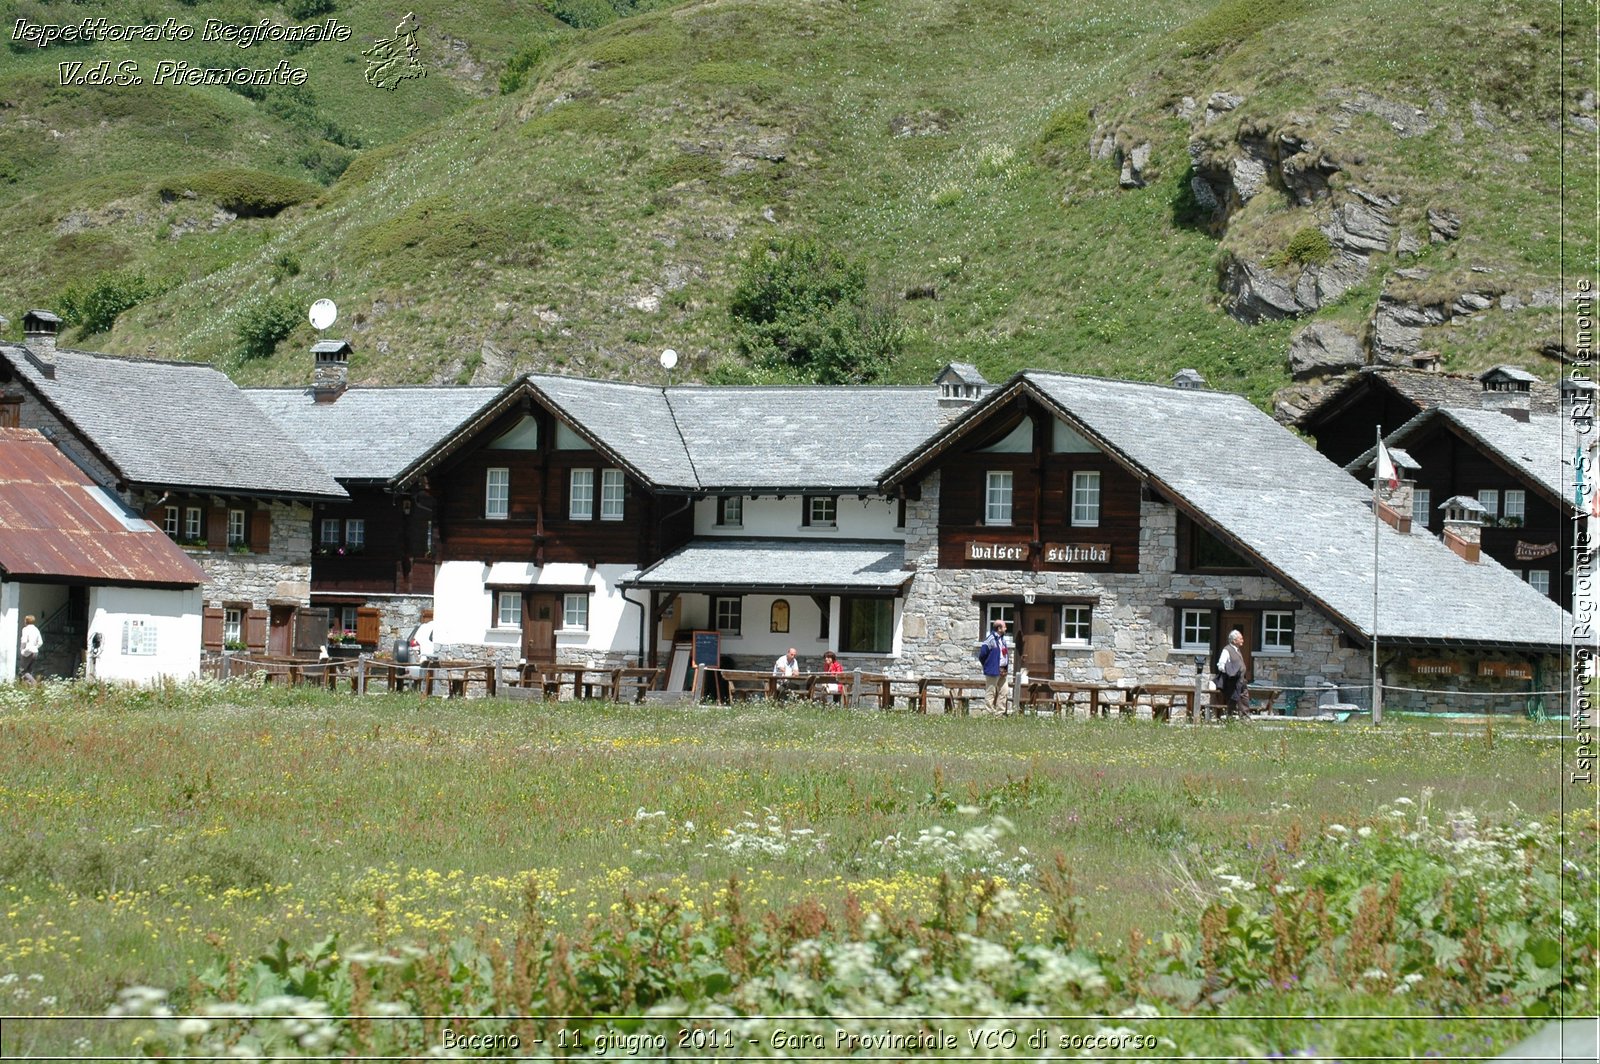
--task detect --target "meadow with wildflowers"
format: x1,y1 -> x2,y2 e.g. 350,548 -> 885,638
0,679 -> 1592,1057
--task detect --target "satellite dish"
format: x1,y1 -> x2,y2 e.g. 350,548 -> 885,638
659,348 -> 678,371
308,299 -> 338,331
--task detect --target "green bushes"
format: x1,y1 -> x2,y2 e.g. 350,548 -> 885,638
1033,104 -> 1092,169
234,295 -> 301,361
500,40 -> 552,95
728,237 -> 903,384
1267,226 -> 1334,268
56,270 -> 157,336
156,168 -> 320,218
283,0 -> 336,19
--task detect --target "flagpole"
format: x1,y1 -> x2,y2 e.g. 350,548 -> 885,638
1372,426 -> 1383,726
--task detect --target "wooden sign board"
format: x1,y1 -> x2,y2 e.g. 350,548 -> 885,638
1407,658 -> 1461,676
1043,542 -> 1111,566
1478,661 -> 1534,679
966,542 -> 1026,562
1514,541 -> 1558,561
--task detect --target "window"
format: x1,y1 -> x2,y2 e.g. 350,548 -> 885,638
320,518 -> 341,545
1071,471 -> 1101,527
984,602 -> 1016,630
223,608 -> 243,645
600,469 -> 625,521
1178,608 -> 1213,652
714,596 -> 742,634
345,519 -> 365,549
570,468 -> 594,520
485,468 -> 510,520
1261,611 -> 1295,654
163,507 -> 179,537
840,597 -> 893,654
339,605 -> 358,631
227,509 -> 245,547
1477,489 -> 1499,518
1528,570 -> 1551,596
805,495 -> 837,528
984,471 -> 1013,525
1060,606 -> 1092,646
717,496 -> 743,528
496,592 -> 522,628
1411,488 -> 1431,532
1503,490 -> 1525,523
562,594 -> 588,630
185,507 -> 203,541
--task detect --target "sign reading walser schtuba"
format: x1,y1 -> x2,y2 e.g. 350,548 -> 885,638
965,542 -> 1111,566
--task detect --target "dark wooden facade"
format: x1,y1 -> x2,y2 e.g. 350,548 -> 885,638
310,486 -> 437,596
1397,423 -> 1570,606
934,402 -> 1141,573
429,405 -> 693,569
1301,378 -> 1428,468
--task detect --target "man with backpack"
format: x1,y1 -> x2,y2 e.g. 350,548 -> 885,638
977,619 -> 1011,715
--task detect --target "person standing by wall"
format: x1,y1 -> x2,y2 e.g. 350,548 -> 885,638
1215,628 -> 1249,720
18,614 -> 42,683
978,619 -> 1010,715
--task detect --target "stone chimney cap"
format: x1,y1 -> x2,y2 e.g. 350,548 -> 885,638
311,339 -> 352,357
1439,494 -> 1487,515
22,309 -> 61,329
1561,376 -> 1597,396
934,362 -> 986,385
1171,368 -> 1207,390
1479,365 -> 1538,388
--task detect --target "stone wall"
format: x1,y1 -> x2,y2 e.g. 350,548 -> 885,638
180,502 -> 314,609
436,642 -> 637,671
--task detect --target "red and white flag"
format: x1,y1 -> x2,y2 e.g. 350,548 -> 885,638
1376,442 -> 1399,490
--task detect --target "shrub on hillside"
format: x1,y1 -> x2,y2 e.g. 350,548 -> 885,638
234,296 -> 300,361
728,237 -> 903,384
283,0 -> 336,19
157,168 -> 320,218
1176,0 -> 1307,57
500,40 -> 552,95
57,271 -> 156,337
1266,226 -> 1333,268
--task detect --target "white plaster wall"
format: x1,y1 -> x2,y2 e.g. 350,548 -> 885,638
669,592 -> 901,669
86,586 -> 203,683
0,581 -> 18,679
432,560 -> 642,659
694,496 -> 901,538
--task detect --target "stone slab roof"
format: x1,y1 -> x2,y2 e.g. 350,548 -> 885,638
1349,406 -> 1578,506
1299,366 -> 1561,429
246,386 -> 501,482
0,344 -> 345,499
530,376 -> 700,489
624,538 -> 912,593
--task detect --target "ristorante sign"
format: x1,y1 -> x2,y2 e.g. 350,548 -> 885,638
965,542 -> 1111,566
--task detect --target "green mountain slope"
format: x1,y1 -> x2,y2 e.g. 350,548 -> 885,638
0,0 -> 1590,406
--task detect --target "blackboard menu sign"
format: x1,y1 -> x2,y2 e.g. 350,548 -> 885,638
692,630 -> 720,669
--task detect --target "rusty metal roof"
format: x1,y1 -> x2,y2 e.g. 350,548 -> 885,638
0,428 -> 205,586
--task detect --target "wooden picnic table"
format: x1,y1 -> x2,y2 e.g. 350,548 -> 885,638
1023,679 -> 1104,717
1133,683 -> 1197,722
921,677 -> 990,715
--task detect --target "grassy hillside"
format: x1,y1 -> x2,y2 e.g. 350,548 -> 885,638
0,0 -> 1589,404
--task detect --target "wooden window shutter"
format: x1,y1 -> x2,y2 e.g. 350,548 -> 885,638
355,607 -> 381,645
249,510 -> 272,553
206,507 -> 228,548
202,607 -> 224,650
144,501 -> 167,526
245,609 -> 268,653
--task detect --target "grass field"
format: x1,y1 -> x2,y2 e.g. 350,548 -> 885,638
0,680 -> 1592,1056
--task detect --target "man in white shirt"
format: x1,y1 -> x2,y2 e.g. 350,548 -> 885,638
1215,629 -> 1248,719
772,647 -> 800,700
18,615 -> 42,683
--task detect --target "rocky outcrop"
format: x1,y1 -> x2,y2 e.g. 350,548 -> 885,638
1287,322 -> 1365,379
1119,141 -> 1153,188
1188,118 -> 1344,231
1221,195 -> 1395,322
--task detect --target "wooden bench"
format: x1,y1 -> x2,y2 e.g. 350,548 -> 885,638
1134,683 -> 1196,722
1023,680 -> 1103,718
612,667 -> 662,704
922,677 -> 990,715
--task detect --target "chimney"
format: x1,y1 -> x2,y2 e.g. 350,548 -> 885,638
934,362 -> 987,416
1172,368 -> 1207,391
311,339 -> 351,403
1410,350 -> 1441,373
1439,495 -> 1486,563
21,309 -> 61,378
1478,365 -> 1536,422
1370,446 -> 1419,533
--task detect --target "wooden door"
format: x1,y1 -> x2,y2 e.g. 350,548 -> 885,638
1218,610 -> 1254,679
522,593 -> 557,665
268,606 -> 295,657
1020,604 -> 1054,679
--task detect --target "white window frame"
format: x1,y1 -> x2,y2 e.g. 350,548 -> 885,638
320,518 -> 341,545
185,507 -> 203,540
227,509 -> 246,547
807,495 -> 837,528
1260,611 -> 1294,655
223,607 -> 243,645
1071,471 -> 1101,527
1527,570 -> 1551,596
983,602 -> 1016,630
496,591 -> 522,629
1178,608 -> 1213,652
485,467 -> 510,520
1477,489 -> 1499,518
600,469 -> 625,521
984,471 -> 1013,526
717,496 -> 743,528
1411,488 -> 1431,532
1502,489 -> 1525,523
714,596 -> 742,634
570,468 -> 594,520
163,506 -> 179,537
339,605 -> 358,632
1059,605 -> 1092,647
562,593 -> 589,631
345,518 -> 365,549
